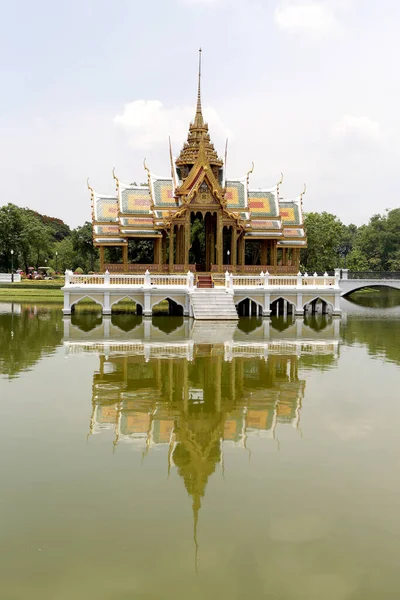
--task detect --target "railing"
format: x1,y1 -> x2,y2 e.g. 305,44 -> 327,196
228,272 -> 337,288
110,274 -> 145,285
348,271 -> 400,280
64,270 -> 338,289
150,275 -> 188,286
65,270 -> 192,288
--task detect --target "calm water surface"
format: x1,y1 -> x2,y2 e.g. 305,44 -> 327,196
1,296 -> 400,599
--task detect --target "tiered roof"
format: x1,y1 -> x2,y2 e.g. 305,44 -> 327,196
90,50 -> 306,248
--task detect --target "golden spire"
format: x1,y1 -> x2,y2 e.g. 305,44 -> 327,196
175,49 -> 223,170
194,48 -> 204,128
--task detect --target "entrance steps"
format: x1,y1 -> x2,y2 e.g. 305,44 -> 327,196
197,274 -> 213,289
190,289 -> 238,320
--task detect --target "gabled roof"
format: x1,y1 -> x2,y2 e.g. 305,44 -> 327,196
225,179 -> 248,210
248,187 -> 280,219
280,196 -> 303,226
119,182 -> 152,215
93,193 -> 119,223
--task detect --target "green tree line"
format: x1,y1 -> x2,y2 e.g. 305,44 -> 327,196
1,203 -> 399,274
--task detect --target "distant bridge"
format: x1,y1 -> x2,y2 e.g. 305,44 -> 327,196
339,270 -> 400,296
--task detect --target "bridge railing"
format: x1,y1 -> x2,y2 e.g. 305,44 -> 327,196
64,270 -> 338,289
347,271 -> 400,280
65,270 -> 191,287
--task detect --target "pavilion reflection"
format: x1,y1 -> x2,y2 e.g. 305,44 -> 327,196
65,334 -> 338,571
76,336 -> 340,456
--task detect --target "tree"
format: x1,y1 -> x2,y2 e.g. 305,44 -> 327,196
301,212 -> 345,273
0,204 -> 26,271
49,238 -> 75,272
71,222 -> 99,271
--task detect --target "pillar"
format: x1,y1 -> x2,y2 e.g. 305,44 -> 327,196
184,212 -> 190,271
216,212 -> 223,271
238,236 -> 245,269
154,237 -> 162,269
169,227 -> 174,273
122,245 -> 128,272
162,232 -> 167,266
272,243 -> 277,268
260,240 -> 267,267
99,246 -> 105,272
231,227 -> 237,272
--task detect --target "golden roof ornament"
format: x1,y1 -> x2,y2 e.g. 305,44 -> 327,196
176,49 -> 223,169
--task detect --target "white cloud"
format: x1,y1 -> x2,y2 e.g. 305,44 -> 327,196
275,1 -> 341,36
114,99 -> 232,150
331,114 -> 382,141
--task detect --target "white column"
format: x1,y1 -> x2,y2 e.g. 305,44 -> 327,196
295,292 -> 303,315
263,292 -> 271,316
103,292 -> 111,315
225,270 -> 230,288
143,291 -> 152,316
63,291 -> 71,315
184,294 -> 190,317
342,269 -> 349,280
334,292 -> 341,314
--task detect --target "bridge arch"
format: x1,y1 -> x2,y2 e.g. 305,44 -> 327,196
235,296 -> 262,317
110,295 -> 143,315
70,294 -> 104,313
270,296 -> 296,316
341,282 -> 400,297
303,295 -> 334,314
151,296 -> 185,316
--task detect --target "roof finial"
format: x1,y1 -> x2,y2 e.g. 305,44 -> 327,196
169,137 -> 177,190
194,48 -> 204,127
300,183 -> 307,203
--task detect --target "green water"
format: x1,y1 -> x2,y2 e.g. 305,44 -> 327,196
1,298 -> 400,599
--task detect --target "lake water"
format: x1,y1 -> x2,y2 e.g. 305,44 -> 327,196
1,296 -> 400,600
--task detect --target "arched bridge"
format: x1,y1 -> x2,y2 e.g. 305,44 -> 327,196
339,270 -> 400,296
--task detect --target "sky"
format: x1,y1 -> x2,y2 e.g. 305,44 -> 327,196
1,0 -> 399,228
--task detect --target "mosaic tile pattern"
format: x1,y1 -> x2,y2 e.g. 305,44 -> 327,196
153,179 -> 176,207
225,181 -> 246,209
95,225 -> 120,235
251,219 -> 281,230
283,228 -> 304,237
121,187 -> 151,214
248,191 -> 279,217
280,202 -> 300,225
95,197 -> 119,222
120,217 -> 154,227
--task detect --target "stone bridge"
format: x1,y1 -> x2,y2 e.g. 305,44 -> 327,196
339,269 -> 400,296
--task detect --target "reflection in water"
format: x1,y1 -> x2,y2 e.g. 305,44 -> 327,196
65,336 -> 339,570
0,304 -> 63,379
347,286 -> 400,308
71,311 -> 102,332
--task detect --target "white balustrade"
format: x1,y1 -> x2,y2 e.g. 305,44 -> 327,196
63,271 -> 338,289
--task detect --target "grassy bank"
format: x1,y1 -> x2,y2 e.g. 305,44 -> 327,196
0,280 -> 64,302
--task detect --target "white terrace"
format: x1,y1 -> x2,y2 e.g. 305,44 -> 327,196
62,269 -> 342,319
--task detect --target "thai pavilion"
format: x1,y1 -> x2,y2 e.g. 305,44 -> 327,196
89,51 -> 307,275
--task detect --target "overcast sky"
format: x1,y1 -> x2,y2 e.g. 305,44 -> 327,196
1,0 -> 398,227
